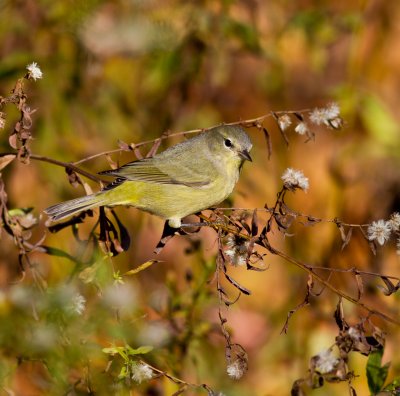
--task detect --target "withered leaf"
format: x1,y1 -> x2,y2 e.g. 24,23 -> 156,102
133,146 -> 143,160
224,272 -> 251,295
368,241 -> 377,256
98,207 -> 129,256
334,298 -> 348,331
377,276 -> 400,296
47,211 -> 88,233
8,133 -> 18,149
294,112 -> 304,122
171,386 -> 187,396
0,154 -> 16,171
118,139 -> 131,151
261,126 -> 272,159
111,210 -> 130,251
337,223 -> 347,242
355,273 -> 364,301
66,167 -> 82,188
220,290 -> 241,306
251,209 -> 258,236
105,154 -> 118,170
302,216 -> 322,227
146,138 -> 162,158
341,227 -> 353,250
272,111 -> 289,146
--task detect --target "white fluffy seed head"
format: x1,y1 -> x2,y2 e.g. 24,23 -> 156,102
367,220 -> 391,246
281,168 -> 309,191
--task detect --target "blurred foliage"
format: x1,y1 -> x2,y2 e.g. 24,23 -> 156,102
1,0 -> 400,395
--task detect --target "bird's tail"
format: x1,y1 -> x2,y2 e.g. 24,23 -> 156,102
45,193 -> 108,221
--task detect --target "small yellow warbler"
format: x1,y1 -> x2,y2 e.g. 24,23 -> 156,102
45,125 -> 252,227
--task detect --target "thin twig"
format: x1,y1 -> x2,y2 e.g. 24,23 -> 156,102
68,109 -> 312,165
197,213 -> 400,326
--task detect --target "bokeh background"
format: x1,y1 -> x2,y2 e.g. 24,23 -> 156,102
1,0 -> 400,395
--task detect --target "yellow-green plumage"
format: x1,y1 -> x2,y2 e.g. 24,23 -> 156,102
45,125 -> 252,228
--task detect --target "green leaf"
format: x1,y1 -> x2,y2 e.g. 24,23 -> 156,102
102,347 -> 119,355
118,365 -> 129,380
125,345 -> 153,356
41,245 -> 80,264
366,348 -> 390,395
8,207 -> 33,216
78,261 -> 103,284
361,94 -> 399,146
383,377 -> 400,392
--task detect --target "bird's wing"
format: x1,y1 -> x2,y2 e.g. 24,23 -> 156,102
99,157 -> 210,187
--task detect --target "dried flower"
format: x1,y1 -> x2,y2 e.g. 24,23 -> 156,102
224,235 -> 249,266
68,293 -> 86,315
367,220 -> 391,246
314,349 -> 339,374
323,102 -> 340,119
389,212 -> 400,232
278,114 -> 292,131
281,168 -> 309,191
227,359 -> 246,380
26,62 -> 43,81
294,121 -> 308,135
131,362 -> 154,383
18,213 -> 37,229
348,326 -> 361,341
309,102 -> 342,129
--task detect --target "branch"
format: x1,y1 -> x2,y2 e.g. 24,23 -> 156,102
0,152 -> 108,184
197,213 -> 400,326
69,109 -> 313,165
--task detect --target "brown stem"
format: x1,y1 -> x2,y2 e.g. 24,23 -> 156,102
3,152 -> 109,184
197,213 -> 400,326
68,109 -> 312,165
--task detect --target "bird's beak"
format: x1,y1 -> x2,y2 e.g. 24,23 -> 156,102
239,149 -> 252,162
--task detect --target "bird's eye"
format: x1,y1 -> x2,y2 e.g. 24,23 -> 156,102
224,139 -> 233,148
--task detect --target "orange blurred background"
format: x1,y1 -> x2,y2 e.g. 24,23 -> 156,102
1,1 -> 400,395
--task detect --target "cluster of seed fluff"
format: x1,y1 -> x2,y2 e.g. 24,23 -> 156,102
281,168 -> 309,192
131,362 -> 154,383
276,102 -> 343,138
367,213 -> 400,254
313,349 -> 340,374
224,235 -> 250,266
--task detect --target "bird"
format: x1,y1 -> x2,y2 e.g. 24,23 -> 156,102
45,125 -> 253,228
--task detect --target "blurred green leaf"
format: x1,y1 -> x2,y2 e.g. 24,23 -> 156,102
7,207 -> 33,216
223,18 -> 260,52
125,345 -> 153,356
124,259 -> 161,276
361,94 -> 399,146
41,245 -> 80,264
383,378 -> 400,392
118,364 -> 129,379
366,348 -> 390,395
